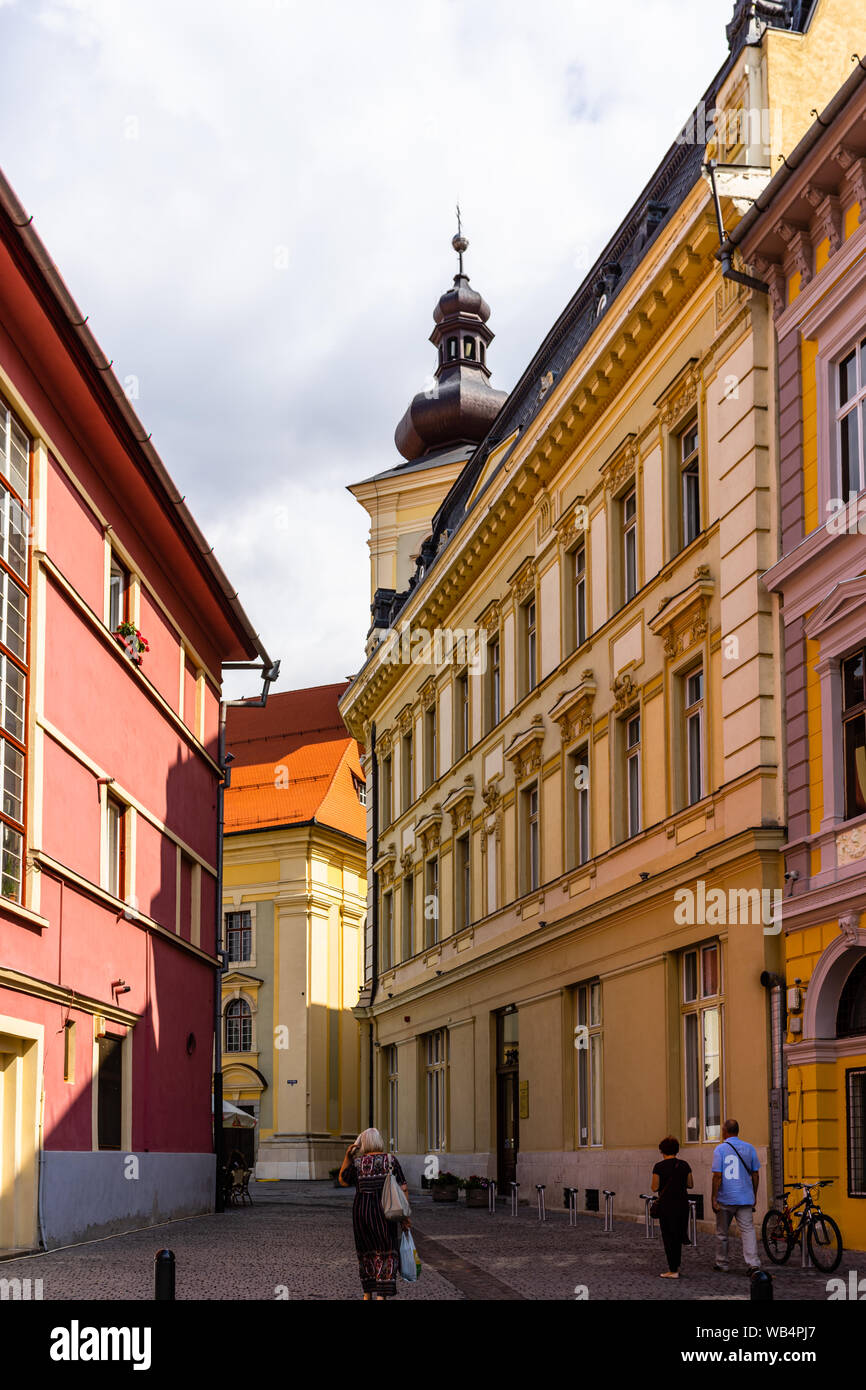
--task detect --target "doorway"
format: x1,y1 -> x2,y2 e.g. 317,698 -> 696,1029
495,1010 -> 519,1189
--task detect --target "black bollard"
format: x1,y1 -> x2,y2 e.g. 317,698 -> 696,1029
154,1248 -> 176,1301
750,1269 -> 773,1301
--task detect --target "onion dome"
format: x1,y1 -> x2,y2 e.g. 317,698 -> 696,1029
395,220 -> 507,462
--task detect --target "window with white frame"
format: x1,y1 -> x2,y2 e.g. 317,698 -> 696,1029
575,981 -> 602,1147
682,942 -> 722,1143
837,337 -> 866,499
225,909 -> 252,963
225,997 -> 252,1053
622,488 -> 638,603
842,646 -> 866,820
425,1029 -> 448,1151
106,795 -> 126,900
0,404 -> 28,905
684,667 -> 705,807
108,552 -> 130,633
680,421 -> 701,549
625,712 -> 641,838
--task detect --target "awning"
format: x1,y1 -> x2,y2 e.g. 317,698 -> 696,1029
212,1098 -> 257,1129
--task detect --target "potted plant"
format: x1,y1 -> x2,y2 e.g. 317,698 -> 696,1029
462,1175 -> 490,1207
431,1170 -> 460,1202
114,620 -> 150,666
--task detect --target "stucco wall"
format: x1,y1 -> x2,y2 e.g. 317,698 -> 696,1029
40,1151 -> 215,1248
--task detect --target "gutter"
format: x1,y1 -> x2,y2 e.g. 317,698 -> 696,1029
0,170 -> 271,667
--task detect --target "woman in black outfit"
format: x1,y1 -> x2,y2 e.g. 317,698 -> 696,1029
651,1135 -> 693,1279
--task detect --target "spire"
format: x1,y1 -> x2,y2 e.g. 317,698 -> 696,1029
394,216 -> 507,463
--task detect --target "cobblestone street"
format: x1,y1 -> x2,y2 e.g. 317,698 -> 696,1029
1,1182 -> 861,1302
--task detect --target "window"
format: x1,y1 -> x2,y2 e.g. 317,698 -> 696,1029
684,667 -> 705,807
486,634 -> 501,732
401,874 -> 415,960
837,957 -> 866,1038
626,712 -> 641,838
225,998 -> 252,1053
108,554 -> 130,633
0,401 -> 28,906
0,654 -> 25,744
837,337 -> 866,499
842,648 -> 866,820
525,599 -> 537,692
463,338 -> 476,360
402,729 -> 414,812
424,856 -> 439,947
0,398 -> 29,499
575,982 -> 602,1147
574,543 -> 587,649
570,746 -> 590,867
521,783 -> 540,893
479,341 -> 486,367
447,337 -> 458,360
381,753 -> 392,828
682,943 -> 722,1143
63,1020 -> 76,1084
386,1046 -> 398,1152
381,889 -> 395,970
622,489 -> 638,603
455,670 -> 469,760
225,909 -> 252,963
455,833 -> 470,931
0,489 -> 28,581
423,703 -> 437,789
106,796 -> 126,900
351,771 -> 366,805
680,423 -> 701,548
97,1034 -> 124,1150
425,1029 -> 448,1151
847,1067 -> 866,1197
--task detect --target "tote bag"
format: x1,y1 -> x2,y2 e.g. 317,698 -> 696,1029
381,1171 -> 411,1221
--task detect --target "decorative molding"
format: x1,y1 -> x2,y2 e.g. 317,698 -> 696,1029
395,704 -> 414,736
504,716 -> 546,780
611,671 -> 637,713
832,145 -> 866,214
807,190 -> 843,259
751,254 -> 786,318
536,491 -> 552,542
443,779 -> 475,831
377,729 -> 393,757
649,567 -> 714,660
509,557 -> 537,605
415,808 -> 442,855
837,827 -> 866,868
419,677 -> 437,712
474,598 -> 502,632
549,671 -> 597,742
373,845 -> 397,887
600,433 -> 638,496
481,782 -> 502,812
655,359 -> 700,429
840,911 -> 861,943
774,218 -> 812,289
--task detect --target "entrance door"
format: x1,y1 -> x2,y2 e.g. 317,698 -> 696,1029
495,1010 -> 519,1189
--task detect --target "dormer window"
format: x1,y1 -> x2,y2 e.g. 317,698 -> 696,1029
463,338 -> 476,360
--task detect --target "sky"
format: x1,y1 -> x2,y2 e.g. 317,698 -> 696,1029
0,0 -> 737,699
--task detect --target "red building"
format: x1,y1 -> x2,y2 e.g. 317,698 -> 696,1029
0,168 -> 270,1250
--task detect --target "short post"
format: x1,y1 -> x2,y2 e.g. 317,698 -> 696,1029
488,1179 -> 497,1214
510,1181 -> 519,1216
602,1189 -> 615,1233
154,1248 -> 175,1301
566,1187 -> 578,1226
750,1269 -> 774,1301
800,1227 -> 812,1269
639,1193 -> 656,1239
536,1184 -> 546,1222
688,1197 -> 698,1250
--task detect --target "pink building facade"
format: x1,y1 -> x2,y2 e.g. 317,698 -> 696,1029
0,170 -> 267,1250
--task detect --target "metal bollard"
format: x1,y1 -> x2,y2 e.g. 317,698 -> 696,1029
750,1269 -> 774,1300
488,1179 -> 497,1214
688,1197 -> 698,1250
602,1189 -> 615,1233
639,1193 -> 656,1239
536,1184 -> 546,1222
154,1248 -> 175,1301
800,1228 -> 812,1269
510,1180 -> 519,1216
566,1187 -> 578,1226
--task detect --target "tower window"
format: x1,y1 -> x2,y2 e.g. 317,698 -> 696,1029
463,338 -> 476,360
479,341 -> 486,366
447,338 -> 458,360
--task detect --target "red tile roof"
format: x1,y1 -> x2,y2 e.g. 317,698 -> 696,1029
224,682 -> 365,841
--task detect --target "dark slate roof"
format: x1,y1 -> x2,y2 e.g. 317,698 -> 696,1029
355,442 -> 476,487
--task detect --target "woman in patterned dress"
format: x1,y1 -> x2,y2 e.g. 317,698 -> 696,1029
338,1127 -> 410,1300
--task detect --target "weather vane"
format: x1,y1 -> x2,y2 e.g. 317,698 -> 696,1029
452,203 -> 468,275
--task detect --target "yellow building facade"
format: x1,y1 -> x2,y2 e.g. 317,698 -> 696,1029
220,684 -> 367,1177
341,0 -> 866,1226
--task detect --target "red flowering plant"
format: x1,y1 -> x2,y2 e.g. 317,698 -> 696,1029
114,620 -> 150,665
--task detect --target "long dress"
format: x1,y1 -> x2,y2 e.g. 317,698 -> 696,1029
346,1152 -> 406,1297
652,1157 -> 692,1273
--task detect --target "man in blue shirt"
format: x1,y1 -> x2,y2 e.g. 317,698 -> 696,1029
711,1118 -> 761,1272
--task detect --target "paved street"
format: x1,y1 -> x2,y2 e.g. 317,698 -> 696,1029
1,1181 -> 861,1301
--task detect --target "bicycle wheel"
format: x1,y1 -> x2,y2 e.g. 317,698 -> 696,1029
807,1212 -> 843,1273
762,1209 -> 793,1264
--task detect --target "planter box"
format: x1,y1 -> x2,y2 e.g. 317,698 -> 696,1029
465,1187 -> 489,1207
432,1186 -> 459,1203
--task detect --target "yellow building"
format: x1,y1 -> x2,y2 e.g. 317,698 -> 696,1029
220,683 -> 367,1177
340,0 -> 864,1224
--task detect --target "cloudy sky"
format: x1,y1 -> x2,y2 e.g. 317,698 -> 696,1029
0,0 -> 736,698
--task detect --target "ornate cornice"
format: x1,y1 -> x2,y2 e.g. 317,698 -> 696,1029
549,671 -> 597,743
774,218 -> 812,290
649,566 -> 714,659
505,716 -> 546,779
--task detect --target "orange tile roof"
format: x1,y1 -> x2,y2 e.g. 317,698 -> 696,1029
224,682 -> 365,841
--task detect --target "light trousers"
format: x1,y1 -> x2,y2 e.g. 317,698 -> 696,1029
715,1204 -> 761,1269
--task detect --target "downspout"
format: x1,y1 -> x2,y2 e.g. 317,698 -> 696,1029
761,970 -> 787,1199
213,658 -> 281,1211
706,161 -> 770,294
368,721 -> 378,1129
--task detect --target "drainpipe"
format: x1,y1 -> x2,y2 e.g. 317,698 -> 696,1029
368,722 -> 378,1129
213,658 -> 280,1211
706,161 -> 771,294
761,970 -> 787,1199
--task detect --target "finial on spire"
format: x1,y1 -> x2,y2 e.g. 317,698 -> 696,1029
452,203 -> 468,275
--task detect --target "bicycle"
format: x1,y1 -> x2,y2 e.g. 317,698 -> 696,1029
761,1179 -> 843,1273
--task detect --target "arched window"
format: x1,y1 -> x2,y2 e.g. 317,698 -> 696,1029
837,956 -> 866,1037
447,337 -> 458,360
479,341 -> 486,366
225,998 -> 252,1052
463,338 -> 476,360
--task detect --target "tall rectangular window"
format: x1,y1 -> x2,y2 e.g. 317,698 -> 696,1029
455,670 -> 469,760
682,943 -> 723,1143
225,909 -> 252,963
525,599 -> 537,693
680,423 -> 701,548
97,1034 -> 124,1151
847,1067 -> 866,1197
837,337 -> 866,499
570,746 -> 590,867
626,712 -> 641,838
622,488 -> 637,603
574,543 -> 587,649
842,648 -> 866,820
381,753 -> 392,828
455,833 -> 470,931
106,795 -> 126,900
486,634 -> 501,732
575,981 -> 602,1147
423,703 -> 437,789
521,783 -> 540,893
381,889 -> 394,970
108,553 -> 130,633
401,874 -> 414,960
425,1029 -> 448,1151
402,729 -> 414,812
0,398 -> 29,904
685,667 -> 705,806
386,1046 -> 399,1152
424,856 -> 439,947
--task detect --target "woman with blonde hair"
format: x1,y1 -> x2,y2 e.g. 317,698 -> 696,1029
338,1127 -> 410,1300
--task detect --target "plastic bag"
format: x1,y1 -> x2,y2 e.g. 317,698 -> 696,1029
399,1229 -> 420,1282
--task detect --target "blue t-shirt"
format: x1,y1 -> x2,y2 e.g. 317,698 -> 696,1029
712,1138 -> 760,1206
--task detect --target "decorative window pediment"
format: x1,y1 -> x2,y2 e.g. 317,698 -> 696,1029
508,557 -> 537,605
443,778 -> 474,831
505,716 -> 545,779
373,844 -> 397,886
649,566 -> 714,659
654,358 -> 700,430
549,671 -> 597,742
600,433 -> 638,496
804,577 -> 866,660
415,807 -> 442,854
